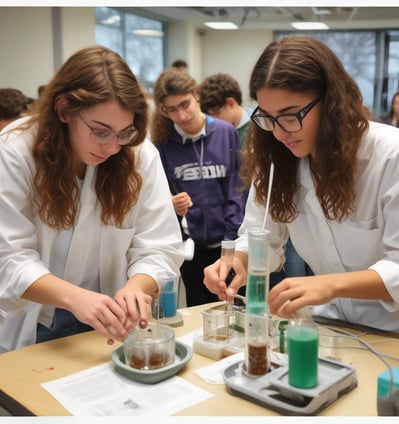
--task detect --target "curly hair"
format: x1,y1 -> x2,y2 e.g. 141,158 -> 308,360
241,35 -> 370,223
24,45 -> 148,229
0,88 -> 29,120
198,73 -> 242,112
150,68 -> 197,144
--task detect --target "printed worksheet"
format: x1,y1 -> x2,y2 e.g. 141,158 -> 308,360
41,362 -> 213,416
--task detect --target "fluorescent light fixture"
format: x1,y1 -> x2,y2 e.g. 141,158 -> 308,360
291,22 -> 329,30
204,22 -> 239,30
132,29 -> 164,37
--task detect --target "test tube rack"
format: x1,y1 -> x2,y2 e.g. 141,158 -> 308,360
222,351 -> 357,416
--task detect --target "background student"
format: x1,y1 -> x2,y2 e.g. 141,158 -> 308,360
199,72 -> 251,149
382,91 -> 399,127
0,87 -> 30,131
150,68 -> 245,306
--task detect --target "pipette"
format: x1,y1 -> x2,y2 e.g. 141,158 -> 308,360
220,240 -> 235,311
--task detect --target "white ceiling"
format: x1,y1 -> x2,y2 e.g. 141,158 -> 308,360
133,6 -> 399,31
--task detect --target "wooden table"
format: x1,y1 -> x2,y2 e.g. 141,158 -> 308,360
0,303 -> 398,416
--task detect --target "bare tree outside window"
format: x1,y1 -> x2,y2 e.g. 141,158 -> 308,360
95,7 -> 164,94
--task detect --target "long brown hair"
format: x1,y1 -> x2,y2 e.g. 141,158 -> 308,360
150,68 -> 197,144
24,46 -> 148,228
242,35 -> 370,222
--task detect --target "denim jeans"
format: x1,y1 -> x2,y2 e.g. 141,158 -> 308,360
36,308 -> 93,343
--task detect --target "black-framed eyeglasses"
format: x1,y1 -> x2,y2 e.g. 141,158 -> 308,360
78,113 -> 138,146
250,96 -> 323,134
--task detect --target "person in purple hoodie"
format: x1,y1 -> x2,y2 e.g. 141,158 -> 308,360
150,68 -> 245,306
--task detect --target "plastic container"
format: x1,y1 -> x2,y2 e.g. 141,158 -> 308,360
202,303 -> 235,343
123,322 -> 175,370
158,274 -> 179,317
287,311 -> 319,388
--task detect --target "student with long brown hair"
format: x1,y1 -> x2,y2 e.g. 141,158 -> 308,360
204,35 -> 399,332
0,46 -> 184,352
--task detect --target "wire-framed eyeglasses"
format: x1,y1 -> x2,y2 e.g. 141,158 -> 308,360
162,95 -> 194,115
250,96 -> 323,134
78,113 -> 138,146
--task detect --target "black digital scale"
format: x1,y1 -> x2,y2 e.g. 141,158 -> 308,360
222,351 -> 357,415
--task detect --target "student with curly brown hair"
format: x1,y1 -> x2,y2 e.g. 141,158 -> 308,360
204,35 -> 399,332
0,87 -> 29,131
0,46 -> 184,352
199,73 -> 251,149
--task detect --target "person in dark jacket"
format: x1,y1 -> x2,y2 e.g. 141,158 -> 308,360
150,68 -> 245,306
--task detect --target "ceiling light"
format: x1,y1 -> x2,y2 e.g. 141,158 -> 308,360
291,22 -> 330,30
132,29 -> 164,37
204,22 -> 239,30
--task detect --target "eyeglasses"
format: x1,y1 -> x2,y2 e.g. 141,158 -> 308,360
162,96 -> 193,115
78,113 -> 138,146
207,104 -> 226,117
250,96 -> 323,133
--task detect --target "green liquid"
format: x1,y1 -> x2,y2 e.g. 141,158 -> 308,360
288,327 -> 318,388
247,273 -> 267,314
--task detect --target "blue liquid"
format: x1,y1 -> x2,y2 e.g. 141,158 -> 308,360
247,273 -> 267,314
160,291 -> 177,317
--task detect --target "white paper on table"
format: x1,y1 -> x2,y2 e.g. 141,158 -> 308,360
194,351 -> 244,384
41,361 -> 213,416
177,329 -> 202,347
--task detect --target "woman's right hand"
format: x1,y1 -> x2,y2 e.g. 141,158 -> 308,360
203,256 -> 247,302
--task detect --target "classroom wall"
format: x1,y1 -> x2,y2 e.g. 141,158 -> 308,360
0,7 -> 95,99
0,7 -> 270,107
200,29 -> 273,107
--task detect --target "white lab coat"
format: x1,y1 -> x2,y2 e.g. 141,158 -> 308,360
0,122 -> 184,352
236,121 -> 399,332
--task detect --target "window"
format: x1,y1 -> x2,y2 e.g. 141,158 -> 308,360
95,7 -> 165,93
275,31 -> 377,113
275,30 -> 399,118
384,31 -> 399,113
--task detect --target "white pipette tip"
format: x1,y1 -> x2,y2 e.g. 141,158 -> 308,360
262,162 -> 275,230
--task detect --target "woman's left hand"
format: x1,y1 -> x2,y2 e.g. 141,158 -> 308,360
268,275 -> 335,318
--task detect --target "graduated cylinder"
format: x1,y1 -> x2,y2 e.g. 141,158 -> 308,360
245,227 -> 271,377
